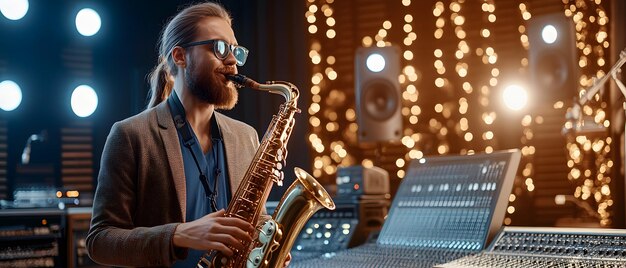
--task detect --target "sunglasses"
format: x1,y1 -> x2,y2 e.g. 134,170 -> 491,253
180,39 -> 249,66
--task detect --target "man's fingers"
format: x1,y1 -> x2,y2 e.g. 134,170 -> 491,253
188,211 -> 258,255
208,233 -> 247,252
216,217 -> 256,233
204,241 -> 234,256
206,209 -> 226,218
212,224 -> 253,243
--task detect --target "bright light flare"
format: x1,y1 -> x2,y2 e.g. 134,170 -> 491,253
71,85 -> 98,117
0,0 -> 29,20
366,53 -> 386,72
75,8 -> 101,36
503,84 -> 528,111
541,25 -> 557,44
0,80 -> 23,111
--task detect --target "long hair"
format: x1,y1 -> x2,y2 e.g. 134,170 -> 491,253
146,2 -> 232,109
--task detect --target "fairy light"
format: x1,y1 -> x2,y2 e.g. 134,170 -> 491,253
562,0 -> 613,227
306,1 -> 350,179
481,0 -> 498,156
429,1 -> 450,155
397,0 -> 424,176
506,1 -> 535,226
452,0 -> 477,153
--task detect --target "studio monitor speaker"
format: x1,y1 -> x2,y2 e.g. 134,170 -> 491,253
355,46 -> 402,143
528,13 -> 579,102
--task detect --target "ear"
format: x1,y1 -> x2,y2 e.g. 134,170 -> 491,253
171,46 -> 186,68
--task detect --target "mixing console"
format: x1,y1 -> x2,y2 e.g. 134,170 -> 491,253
292,150 -> 521,268
290,203 -> 359,261
0,208 -> 65,267
437,227 -> 626,268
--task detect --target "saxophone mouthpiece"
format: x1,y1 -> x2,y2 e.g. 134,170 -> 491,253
227,74 -> 260,89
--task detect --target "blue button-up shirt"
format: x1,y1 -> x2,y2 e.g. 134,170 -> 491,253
173,115 -> 232,267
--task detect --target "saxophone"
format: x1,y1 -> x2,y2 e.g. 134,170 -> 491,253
197,74 -> 335,268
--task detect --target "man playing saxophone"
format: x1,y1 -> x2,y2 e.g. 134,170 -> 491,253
87,2 -> 289,267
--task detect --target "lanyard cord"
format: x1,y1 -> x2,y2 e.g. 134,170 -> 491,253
167,91 -> 219,212
183,140 -> 219,212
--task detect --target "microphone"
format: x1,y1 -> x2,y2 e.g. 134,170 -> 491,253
21,131 -> 47,165
562,102 -> 605,136
555,194 -> 600,219
562,102 -> 581,135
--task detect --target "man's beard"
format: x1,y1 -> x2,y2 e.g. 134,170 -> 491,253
184,62 -> 238,110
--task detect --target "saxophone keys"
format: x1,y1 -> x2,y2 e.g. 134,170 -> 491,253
275,162 -> 283,171
253,255 -> 262,265
275,178 -> 284,186
275,148 -> 284,162
247,247 -> 264,268
272,170 -> 284,186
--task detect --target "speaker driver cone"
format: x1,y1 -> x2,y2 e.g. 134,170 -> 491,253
361,79 -> 399,121
535,53 -> 568,90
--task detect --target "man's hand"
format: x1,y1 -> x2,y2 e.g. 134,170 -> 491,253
173,209 -> 255,256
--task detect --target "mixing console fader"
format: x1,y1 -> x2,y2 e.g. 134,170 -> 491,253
437,227 -> 626,268
292,150 -> 521,268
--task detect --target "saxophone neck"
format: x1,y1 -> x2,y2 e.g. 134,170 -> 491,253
260,81 -> 299,104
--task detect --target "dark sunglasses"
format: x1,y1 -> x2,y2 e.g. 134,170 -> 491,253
180,39 -> 249,66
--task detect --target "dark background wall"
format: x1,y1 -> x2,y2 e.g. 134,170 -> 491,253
0,0 -> 309,201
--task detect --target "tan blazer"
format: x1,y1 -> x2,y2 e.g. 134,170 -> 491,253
86,100 -> 259,267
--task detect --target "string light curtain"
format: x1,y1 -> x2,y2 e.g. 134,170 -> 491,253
305,0 -> 504,190
305,0 -> 615,226
562,0 -> 613,227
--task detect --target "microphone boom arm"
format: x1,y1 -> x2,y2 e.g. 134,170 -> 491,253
579,48 -> 626,105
